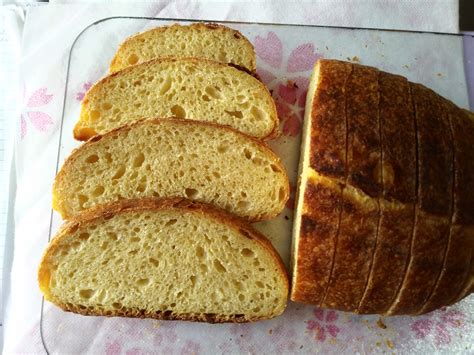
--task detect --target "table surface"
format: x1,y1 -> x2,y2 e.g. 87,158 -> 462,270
1,1 -> 471,354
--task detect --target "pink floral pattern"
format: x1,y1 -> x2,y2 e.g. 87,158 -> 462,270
20,87 -> 54,139
76,82 -> 93,101
153,322 -> 178,347
306,309 -> 341,342
254,32 -> 283,69
287,43 -> 322,73
255,31 -> 320,137
275,80 -> 308,137
105,340 -> 121,355
16,26 -> 472,355
411,308 -> 465,346
180,340 -> 201,355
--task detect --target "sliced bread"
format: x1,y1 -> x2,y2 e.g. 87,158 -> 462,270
357,72 -> 416,314
55,119 -> 289,221
320,63 -> 381,312
74,57 -> 277,141
109,23 -> 256,73
38,198 -> 289,323
387,83 -> 454,315
291,59 -> 473,315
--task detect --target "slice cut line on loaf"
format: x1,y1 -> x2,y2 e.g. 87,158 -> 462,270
109,23 -> 256,73
74,57 -> 277,141
38,198 -> 289,323
55,119 -> 289,221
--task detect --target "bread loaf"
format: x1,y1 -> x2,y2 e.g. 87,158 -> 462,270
74,57 -> 277,141
38,198 -> 289,323
291,59 -> 474,315
109,23 -> 256,73
54,119 -> 289,221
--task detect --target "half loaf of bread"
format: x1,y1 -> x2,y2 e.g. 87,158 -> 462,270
55,119 -> 289,221
38,198 -> 289,323
109,23 -> 256,73
291,59 -> 474,315
74,57 -> 277,141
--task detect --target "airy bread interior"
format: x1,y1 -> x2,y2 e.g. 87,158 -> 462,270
109,23 -> 256,73
38,199 -> 289,322
55,119 -> 289,221
74,58 -> 277,140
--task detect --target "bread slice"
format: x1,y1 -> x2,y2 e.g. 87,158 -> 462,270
109,23 -> 256,73
74,57 -> 277,141
418,101 -> 474,314
38,198 -> 289,323
291,60 -> 351,306
357,72 -> 416,314
388,83 -> 454,315
54,119 -> 289,221
321,63 -> 381,312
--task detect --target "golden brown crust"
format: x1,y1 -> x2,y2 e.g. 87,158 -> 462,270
388,83 -> 454,315
346,64 -> 382,197
321,187 -> 379,312
419,102 -> 474,313
413,84 -> 454,215
359,204 -> 414,314
39,197 -> 289,323
357,72 -> 416,314
56,118 -> 290,221
55,303 -> 264,323
292,60 -> 352,308
76,56 -> 276,141
321,64 -> 380,312
420,225 -> 474,314
109,23 -> 256,73
450,106 -> 474,225
451,255 -> 474,304
390,211 -> 450,315
309,59 -> 352,177
293,59 -> 473,315
379,73 -> 417,204
290,172 -> 342,304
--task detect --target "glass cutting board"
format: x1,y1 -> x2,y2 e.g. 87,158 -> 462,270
41,17 -> 474,354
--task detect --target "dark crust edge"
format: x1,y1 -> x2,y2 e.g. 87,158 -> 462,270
56,118 -> 289,221
109,22 -> 257,73
77,56 -> 277,141
56,303 -> 270,324
39,197 -> 289,323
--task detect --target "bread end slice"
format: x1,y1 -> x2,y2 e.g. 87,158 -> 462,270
109,23 -> 256,73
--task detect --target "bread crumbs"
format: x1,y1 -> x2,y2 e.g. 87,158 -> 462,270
377,318 -> 387,329
386,339 -> 394,349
